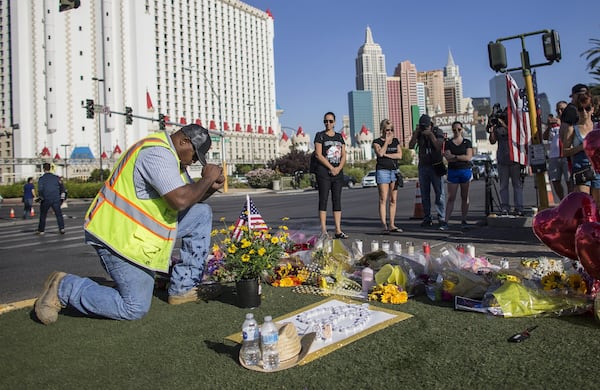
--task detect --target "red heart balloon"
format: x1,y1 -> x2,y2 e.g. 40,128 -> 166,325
532,192 -> 599,259
583,130 -> 600,173
575,223 -> 600,280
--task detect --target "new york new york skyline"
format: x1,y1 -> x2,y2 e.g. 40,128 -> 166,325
245,0 -> 599,140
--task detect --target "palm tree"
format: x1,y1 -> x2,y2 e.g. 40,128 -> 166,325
582,37 -> 600,95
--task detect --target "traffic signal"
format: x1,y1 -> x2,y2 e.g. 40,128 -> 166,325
125,106 -> 133,125
487,41 -> 507,72
85,99 -> 94,119
159,113 -> 166,130
542,30 -> 561,62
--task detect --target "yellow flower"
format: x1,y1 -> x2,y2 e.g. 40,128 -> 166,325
258,247 -> 266,256
228,245 -> 237,254
212,243 -> 220,252
219,217 -> 226,222
241,254 -> 250,262
241,239 -> 251,248
271,236 -> 280,244
211,229 -> 219,236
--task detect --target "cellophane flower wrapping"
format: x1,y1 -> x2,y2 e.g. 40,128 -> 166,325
425,246 -> 499,301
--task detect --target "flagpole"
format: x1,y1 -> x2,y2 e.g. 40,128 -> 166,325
246,194 -> 251,232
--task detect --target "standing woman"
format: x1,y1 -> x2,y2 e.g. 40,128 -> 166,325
373,119 -> 403,234
314,112 -> 348,239
440,121 -> 473,230
562,93 -> 600,204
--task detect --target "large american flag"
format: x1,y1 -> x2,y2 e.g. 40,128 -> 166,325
506,73 -> 531,165
231,195 -> 268,241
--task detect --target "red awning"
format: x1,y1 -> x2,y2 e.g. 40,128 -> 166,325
54,153 -> 61,160
224,122 -> 230,131
113,144 -> 122,154
180,117 -> 187,124
258,126 -> 264,134
297,127 -> 303,135
235,123 -> 242,132
209,120 -> 216,130
281,132 -> 289,141
268,126 -> 273,134
246,124 -> 253,133
101,151 -> 108,159
195,119 -> 202,126
41,146 -> 51,157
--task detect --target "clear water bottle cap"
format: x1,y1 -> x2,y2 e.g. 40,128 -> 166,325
264,315 -> 272,322
245,313 -> 254,319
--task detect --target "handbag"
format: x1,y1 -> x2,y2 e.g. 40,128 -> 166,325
395,171 -> 404,188
572,165 -> 596,185
432,160 -> 447,176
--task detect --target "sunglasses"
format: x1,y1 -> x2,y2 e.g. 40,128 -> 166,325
579,106 -> 592,112
385,129 -> 394,132
323,119 -> 335,124
452,128 -> 462,131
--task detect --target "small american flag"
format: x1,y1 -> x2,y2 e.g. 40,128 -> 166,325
231,195 -> 268,241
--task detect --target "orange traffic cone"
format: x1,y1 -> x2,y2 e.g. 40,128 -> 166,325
9,208 -> 15,219
410,181 -> 424,220
30,208 -> 35,217
543,172 -> 555,207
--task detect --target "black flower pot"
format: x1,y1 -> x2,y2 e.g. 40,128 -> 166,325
235,278 -> 261,308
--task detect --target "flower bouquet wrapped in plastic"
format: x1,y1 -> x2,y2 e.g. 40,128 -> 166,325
291,235 -> 362,297
482,279 -> 592,317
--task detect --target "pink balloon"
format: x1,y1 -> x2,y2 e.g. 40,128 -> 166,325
575,223 -> 600,280
583,130 -> 600,173
532,192 -> 599,259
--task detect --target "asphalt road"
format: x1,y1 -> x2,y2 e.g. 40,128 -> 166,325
0,176 -> 553,305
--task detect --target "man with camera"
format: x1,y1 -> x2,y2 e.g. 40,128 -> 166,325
488,109 -> 524,215
409,114 -> 446,227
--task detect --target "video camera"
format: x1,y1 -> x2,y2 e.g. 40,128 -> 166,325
487,103 -> 508,132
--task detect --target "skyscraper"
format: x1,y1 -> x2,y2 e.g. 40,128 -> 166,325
443,49 -> 464,114
393,60 -> 418,144
348,90 -> 374,146
417,69 -> 445,115
355,26 -> 388,134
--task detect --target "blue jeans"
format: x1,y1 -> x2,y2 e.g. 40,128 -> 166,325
418,165 -> 445,221
58,203 -> 212,320
498,162 -> 523,212
37,199 -> 64,231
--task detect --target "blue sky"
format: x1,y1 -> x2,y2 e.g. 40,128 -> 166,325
244,0 -> 599,140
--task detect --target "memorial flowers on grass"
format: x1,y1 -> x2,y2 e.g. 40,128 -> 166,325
210,217 -> 289,282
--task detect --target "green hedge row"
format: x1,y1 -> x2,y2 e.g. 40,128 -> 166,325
0,181 -> 103,199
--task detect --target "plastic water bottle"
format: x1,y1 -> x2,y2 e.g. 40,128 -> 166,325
240,313 -> 261,366
260,315 -> 280,371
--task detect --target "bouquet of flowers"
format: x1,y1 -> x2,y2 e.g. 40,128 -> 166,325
210,216 -> 289,282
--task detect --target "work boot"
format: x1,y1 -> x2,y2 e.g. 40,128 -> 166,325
34,271 -> 66,325
168,282 -> 222,305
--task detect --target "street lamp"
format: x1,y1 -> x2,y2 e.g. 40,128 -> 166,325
92,77 -> 105,181
60,144 -> 71,180
183,66 -> 228,192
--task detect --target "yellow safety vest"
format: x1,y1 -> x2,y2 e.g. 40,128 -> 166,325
84,132 -> 185,272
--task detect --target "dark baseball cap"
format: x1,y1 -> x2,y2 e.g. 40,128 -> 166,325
180,124 -> 211,165
570,83 -> 588,97
419,114 -> 432,128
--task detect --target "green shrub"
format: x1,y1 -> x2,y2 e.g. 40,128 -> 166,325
246,168 -> 280,188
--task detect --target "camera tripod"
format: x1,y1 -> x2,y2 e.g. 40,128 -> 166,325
484,162 -> 501,216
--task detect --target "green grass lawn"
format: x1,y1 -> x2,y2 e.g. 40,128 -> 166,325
1,284 -> 599,389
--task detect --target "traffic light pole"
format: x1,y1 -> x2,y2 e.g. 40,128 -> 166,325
488,30 -> 561,211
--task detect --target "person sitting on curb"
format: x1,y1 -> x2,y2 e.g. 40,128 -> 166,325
34,124 -> 224,324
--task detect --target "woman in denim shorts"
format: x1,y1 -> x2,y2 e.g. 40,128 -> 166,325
440,121 -> 473,230
372,119 -> 403,234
